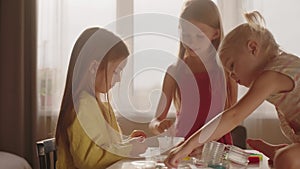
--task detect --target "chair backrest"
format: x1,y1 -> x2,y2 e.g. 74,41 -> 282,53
231,125 -> 247,149
36,138 -> 57,169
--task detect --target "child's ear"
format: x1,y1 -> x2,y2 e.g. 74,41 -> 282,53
212,29 -> 220,40
89,60 -> 99,74
247,40 -> 258,56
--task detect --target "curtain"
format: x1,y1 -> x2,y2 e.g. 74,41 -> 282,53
36,0 -> 64,141
0,0 -> 38,168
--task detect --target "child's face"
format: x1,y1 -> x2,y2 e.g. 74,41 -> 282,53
95,56 -> 127,93
220,45 -> 262,87
180,20 -> 219,57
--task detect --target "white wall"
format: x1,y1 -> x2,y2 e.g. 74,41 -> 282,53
249,0 -> 300,56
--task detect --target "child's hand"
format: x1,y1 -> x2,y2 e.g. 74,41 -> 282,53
164,141 -> 193,168
128,136 -> 147,156
149,118 -> 173,134
189,146 -> 203,158
247,138 -> 288,160
130,130 -> 147,139
157,119 -> 173,133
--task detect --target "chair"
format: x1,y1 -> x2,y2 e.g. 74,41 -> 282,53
36,138 -> 57,169
231,125 -> 247,149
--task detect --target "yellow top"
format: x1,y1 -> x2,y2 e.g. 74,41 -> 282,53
56,91 -> 132,169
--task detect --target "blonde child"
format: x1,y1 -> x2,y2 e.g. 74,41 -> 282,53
164,11 -> 300,169
55,28 -> 147,169
149,0 -> 237,143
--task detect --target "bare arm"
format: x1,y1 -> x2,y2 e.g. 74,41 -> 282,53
165,70 -> 294,167
149,65 -> 177,134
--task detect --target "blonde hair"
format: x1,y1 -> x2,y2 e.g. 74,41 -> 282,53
220,11 -> 280,58
180,0 -> 224,50
174,0 -> 237,111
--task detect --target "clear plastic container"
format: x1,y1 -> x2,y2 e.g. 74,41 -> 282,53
144,147 -> 160,161
157,136 -> 184,154
226,145 -> 250,169
157,136 -> 173,153
201,141 -> 227,166
192,142 -> 251,169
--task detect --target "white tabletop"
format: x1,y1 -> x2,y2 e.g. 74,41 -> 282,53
107,150 -> 270,169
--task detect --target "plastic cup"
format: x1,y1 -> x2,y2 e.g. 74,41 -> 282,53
226,145 -> 250,169
157,136 -> 185,154
157,137 -> 172,153
201,141 -> 226,166
144,147 -> 160,161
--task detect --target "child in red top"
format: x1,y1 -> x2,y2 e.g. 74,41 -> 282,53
149,0 -> 237,143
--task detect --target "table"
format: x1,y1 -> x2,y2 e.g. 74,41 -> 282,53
107,150 -> 270,169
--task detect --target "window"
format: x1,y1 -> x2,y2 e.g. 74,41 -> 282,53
37,0 -> 116,114
37,0 -> 116,136
110,0 -> 185,119
130,0 -> 184,115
